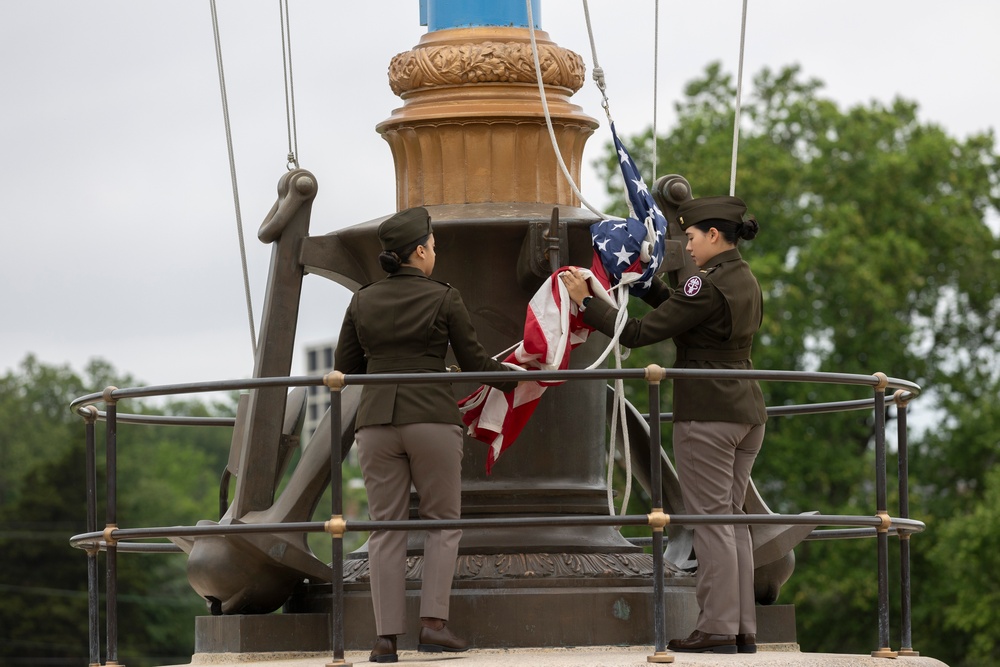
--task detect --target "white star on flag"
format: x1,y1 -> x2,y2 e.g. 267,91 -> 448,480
587,122 -> 668,298
613,246 -> 634,265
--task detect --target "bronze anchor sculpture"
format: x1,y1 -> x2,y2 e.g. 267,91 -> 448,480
178,22 -> 813,649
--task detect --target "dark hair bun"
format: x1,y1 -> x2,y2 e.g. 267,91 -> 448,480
378,250 -> 402,274
739,215 -> 760,241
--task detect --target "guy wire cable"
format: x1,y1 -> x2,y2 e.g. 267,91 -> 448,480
279,0 -> 300,170
730,0 -> 749,196
209,0 -> 257,354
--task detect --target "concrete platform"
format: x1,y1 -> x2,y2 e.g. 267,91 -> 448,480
182,646 -> 946,666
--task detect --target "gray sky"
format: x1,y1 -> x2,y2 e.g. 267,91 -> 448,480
2,1 -> 998,393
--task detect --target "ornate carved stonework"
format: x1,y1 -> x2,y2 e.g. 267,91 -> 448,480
377,27 -> 598,213
388,40 -> 586,96
343,552 -> 687,584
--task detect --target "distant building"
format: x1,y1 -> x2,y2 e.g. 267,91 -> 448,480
302,338 -> 362,481
303,339 -> 336,442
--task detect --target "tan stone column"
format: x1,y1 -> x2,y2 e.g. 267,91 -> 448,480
377,27 -> 598,208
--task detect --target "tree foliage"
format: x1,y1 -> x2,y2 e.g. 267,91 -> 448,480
598,63 -> 999,665
0,357 -> 235,666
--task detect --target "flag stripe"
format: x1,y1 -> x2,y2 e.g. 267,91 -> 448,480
459,123 -> 666,472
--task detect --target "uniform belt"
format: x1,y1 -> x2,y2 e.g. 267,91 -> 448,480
366,355 -> 444,373
675,347 -> 751,362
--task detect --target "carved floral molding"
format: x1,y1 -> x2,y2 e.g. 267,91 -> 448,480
388,41 -> 586,96
343,552 -> 689,583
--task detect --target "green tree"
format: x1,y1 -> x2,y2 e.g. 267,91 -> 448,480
0,357 -> 235,667
598,63 -> 999,664
0,356 -> 88,507
925,461 -> 1000,665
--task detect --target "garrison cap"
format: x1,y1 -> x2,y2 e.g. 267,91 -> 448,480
378,207 -> 432,251
677,195 -> 748,231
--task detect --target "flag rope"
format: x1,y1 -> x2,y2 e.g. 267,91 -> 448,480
522,0 -> 686,516
595,286 -> 634,515
525,0 -> 609,219
580,0 -> 611,122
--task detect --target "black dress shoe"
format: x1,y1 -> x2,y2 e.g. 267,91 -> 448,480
737,633 -> 757,654
369,636 -> 397,663
417,624 -> 469,652
667,629 -> 737,654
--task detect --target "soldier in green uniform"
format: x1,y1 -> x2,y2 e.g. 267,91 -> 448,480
335,207 -> 516,663
561,195 -> 766,655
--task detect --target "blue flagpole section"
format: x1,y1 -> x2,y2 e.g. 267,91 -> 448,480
424,0 -> 541,31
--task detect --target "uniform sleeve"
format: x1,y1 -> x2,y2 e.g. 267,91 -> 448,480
334,295 -> 367,375
640,275 -> 672,308
444,288 -> 518,392
583,280 -> 720,348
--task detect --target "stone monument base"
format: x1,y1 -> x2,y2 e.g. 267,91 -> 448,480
194,579 -> 796,653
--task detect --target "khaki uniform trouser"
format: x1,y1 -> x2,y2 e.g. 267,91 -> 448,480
356,422 -> 464,636
673,421 -> 765,636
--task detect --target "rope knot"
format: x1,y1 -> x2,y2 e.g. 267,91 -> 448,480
592,66 -> 607,92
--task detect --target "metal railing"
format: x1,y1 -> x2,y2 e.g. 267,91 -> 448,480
69,365 -> 923,665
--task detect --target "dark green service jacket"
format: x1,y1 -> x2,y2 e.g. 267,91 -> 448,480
335,266 -> 516,429
583,248 -> 767,424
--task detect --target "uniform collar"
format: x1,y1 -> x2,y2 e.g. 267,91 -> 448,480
390,265 -> 429,278
703,247 -> 742,270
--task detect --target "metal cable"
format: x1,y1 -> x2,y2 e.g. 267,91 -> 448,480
729,0 -> 749,196
209,0 -> 257,354
652,0 -> 659,182
279,0 -> 299,170
581,0 -> 611,120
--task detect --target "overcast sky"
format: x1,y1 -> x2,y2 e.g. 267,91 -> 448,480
2,1 -> 998,396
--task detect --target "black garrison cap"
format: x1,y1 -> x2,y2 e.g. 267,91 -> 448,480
677,196 -> 749,231
378,207 -> 432,251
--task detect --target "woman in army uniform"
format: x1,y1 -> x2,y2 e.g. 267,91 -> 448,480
561,195 -> 766,655
335,207 -> 516,663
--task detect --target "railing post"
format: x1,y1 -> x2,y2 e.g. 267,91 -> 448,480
323,372 -> 351,667
83,406 -> 101,667
894,390 -> 919,657
102,387 -> 123,667
644,365 -> 673,664
870,373 -> 897,659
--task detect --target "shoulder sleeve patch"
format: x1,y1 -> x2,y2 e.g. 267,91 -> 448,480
682,275 -> 703,297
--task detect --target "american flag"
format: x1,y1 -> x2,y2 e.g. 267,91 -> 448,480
589,122 -> 667,297
458,267 -> 612,473
459,123 -> 662,472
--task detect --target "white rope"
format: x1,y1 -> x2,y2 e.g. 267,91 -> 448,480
729,0 -> 749,196
578,3 -> 634,514
581,0 -> 611,121
278,0 -> 300,170
528,0 -> 661,515
525,0 -> 610,218
489,277 -> 635,515
578,0 -> 644,514
209,0 -> 257,355
586,284 -> 633,515
651,0 -> 660,183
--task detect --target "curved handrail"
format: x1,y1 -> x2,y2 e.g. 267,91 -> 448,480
69,513 -> 926,554
70,367 -> 919,420
68,365 -> 922,661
